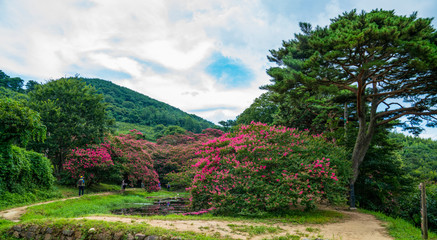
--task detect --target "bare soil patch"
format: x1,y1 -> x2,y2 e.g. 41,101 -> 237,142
80,209 -> 393,240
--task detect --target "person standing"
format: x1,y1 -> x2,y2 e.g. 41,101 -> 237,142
77,176 -> 85,196
121,180 -> 127,192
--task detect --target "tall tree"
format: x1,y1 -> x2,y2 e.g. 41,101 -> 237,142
264,9 -> 437,207
236,92 -> 279,125
28,77 -> 114,175
0,98 -> 46,147
0,70 -> 24,92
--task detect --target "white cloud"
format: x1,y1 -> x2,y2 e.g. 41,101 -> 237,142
0,0 -> 436,137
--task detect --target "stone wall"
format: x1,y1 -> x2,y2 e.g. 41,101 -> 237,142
8,224 -> 181,240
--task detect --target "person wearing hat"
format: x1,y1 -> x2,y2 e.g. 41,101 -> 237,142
77,176 -> 85,196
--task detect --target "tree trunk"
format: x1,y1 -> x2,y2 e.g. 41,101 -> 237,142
349,127 -> 373,208
349,81 -> 377,208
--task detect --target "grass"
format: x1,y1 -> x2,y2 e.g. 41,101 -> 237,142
227,224 -> 282,236
0,183 -> 121,211
360,209 -> 437,240
21,189 -> 185,221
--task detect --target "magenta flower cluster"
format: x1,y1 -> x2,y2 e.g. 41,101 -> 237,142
63,130 -> 160,191
188,122 -> 345,214
63,145 -> 114,185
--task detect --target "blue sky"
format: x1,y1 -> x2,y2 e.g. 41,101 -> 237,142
0,0 -> 436,139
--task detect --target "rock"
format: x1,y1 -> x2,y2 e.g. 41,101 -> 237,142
12,231 -> 20,238
135,233 -> 146,240
127,233 -> 135,240
12,225 -> 22,232
89,227 -> 96,233
113,232 -> 124,240
26,231 -> 35,239
45,227 -> 53,234
44,233 -> 52,240
74,231 -> 82,239
62,229 -> 73,236
28,225 -> 38,233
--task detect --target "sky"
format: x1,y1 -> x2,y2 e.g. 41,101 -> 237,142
0,0 -> 436,139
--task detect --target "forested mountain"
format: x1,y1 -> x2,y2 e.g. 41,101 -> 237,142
0,70 -> 216,134
391,133 -> 437,181
82,78 -> 215,133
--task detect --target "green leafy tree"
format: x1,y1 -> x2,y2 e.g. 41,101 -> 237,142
0,98 -> 46,147
25,80 -> 40,93
0,70 -> 24,92
0,98 -> 54,195
264,9 -> 437,207
28,77 -> 114,175
218,119 -> 236,132
236,92 -> 278,125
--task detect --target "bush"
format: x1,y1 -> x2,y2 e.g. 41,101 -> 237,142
153,128 -> 224,189
0,145 -> 55,194
63,144 -> 114,186
189,122 -> 350,216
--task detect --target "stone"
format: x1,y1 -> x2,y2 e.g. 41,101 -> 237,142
28,225 -> 38,233
146,236 -> 159,240
113,232 -> 124,240
46,227 -> 53,234
135,233 -> 146,240
127,233 -> 135,240
63,229 -> 74,236
74,231 -> 82,239
12,225 -> 22,232
26,231 -> 35,239
44,233 -> 52,240
12,231 -> 20,238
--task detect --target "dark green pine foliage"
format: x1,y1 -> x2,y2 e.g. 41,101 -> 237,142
82,78 -> 215,133
263,9 -> 437,193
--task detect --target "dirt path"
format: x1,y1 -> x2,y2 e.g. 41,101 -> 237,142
80,209 -> 393,240
0,192 -> 114,222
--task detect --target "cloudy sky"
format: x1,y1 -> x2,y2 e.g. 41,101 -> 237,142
1,0 -> 436,138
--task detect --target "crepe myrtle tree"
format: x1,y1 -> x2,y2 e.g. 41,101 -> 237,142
264,9 -> 437,207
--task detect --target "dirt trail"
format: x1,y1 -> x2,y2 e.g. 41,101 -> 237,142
1,194 -> 393,240
80,209 -> 392,240
0,192 -> 113,222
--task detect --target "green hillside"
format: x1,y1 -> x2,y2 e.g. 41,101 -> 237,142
80,78 -> 215,133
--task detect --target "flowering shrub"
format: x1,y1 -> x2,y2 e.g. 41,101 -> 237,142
189,122 -> 350,215
63,130 -> 160,191
63,144 -> 113,186
153,129 -> 224,189
108,130 -> 160,192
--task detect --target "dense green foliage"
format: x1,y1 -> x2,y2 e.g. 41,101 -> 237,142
0,97 -> 54,199
0,70 -> 24,93
0,145 -> 55,194
391,133 -> 437,181
0,98 -> 46,147
82,78 -> 215,133
28,77 -> 114,175
235,92 -> 278,125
